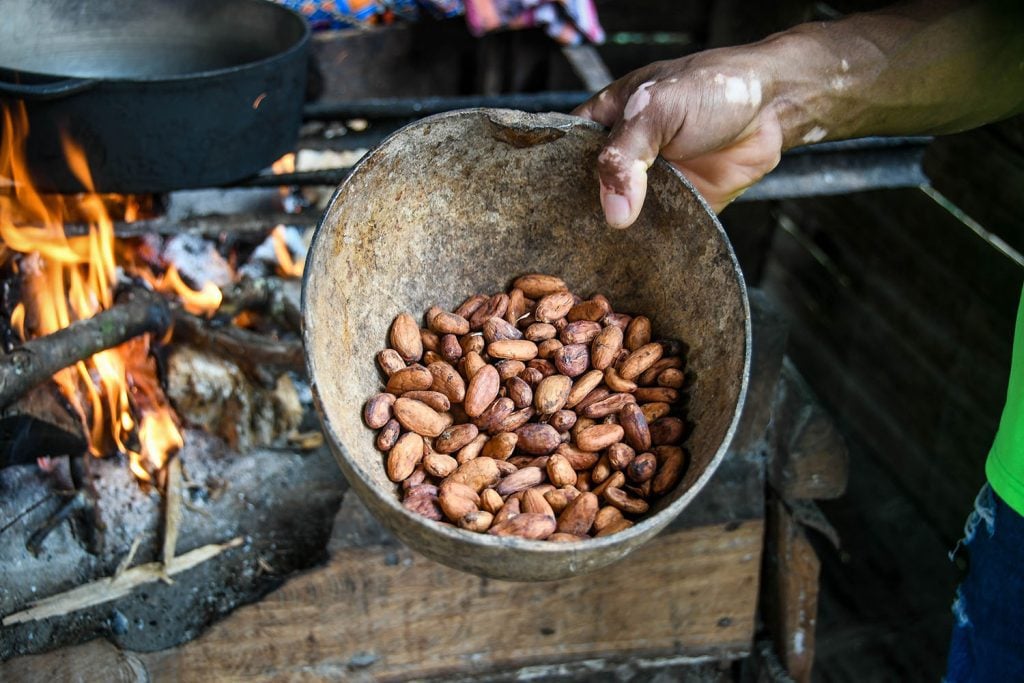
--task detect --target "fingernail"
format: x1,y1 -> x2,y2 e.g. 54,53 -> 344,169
602,192 -> 631,228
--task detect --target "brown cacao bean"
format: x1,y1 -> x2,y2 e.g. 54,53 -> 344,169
576,423 -> 624,452
401,390 -> 450,412
619,403 -> 652,452
513,273 -> 568,299
393,397 -> 450,437
387,432 -> 424,482
464,364 -> 500,417
434,423 -> 480,454
390,312 -> 423,362
556,492 -> 598,536
363,392 -> 396,429
624,315 -> 651,352
469,293 -> 510,330
524,322 -> 557,341
553,343 -> 589,377
483,316 -> 524,343
386,365 -> 434,395
534,291 -> 575,322
488,512 -> 556,540
619,343 -> 664,381
375,418 -> 401,452
627,452 -> 658,483
515,423 -> 561,455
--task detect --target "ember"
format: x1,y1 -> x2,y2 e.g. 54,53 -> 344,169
0,103 -> 304,483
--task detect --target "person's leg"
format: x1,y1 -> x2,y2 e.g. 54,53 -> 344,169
945,484 -> 1024,682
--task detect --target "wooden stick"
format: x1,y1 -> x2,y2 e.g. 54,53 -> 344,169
171,310 -> 304,373
161,457 -> 183,573
0,288 -> 171,410
62,213 -> 317,240
1,537 -> 243,626
214,277 -> 302,333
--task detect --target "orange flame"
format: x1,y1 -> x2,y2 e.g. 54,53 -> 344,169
0,102 -> 185,482
153,265 -> 223,316
271,153 -> 296,176
270,225 -> 304,278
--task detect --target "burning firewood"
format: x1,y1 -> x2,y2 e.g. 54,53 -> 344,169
0,385 -> 86,468
0,287 -> 171,411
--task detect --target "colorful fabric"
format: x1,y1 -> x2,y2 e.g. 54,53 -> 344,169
276,0 -> 603,45
985,285 -> 1024,516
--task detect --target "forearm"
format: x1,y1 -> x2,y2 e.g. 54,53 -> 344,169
759,0 -> 1024,149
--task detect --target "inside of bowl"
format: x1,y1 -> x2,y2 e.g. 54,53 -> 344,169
304,109 -> 748,541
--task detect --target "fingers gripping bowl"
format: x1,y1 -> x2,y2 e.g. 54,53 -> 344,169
302,109 -> 751,581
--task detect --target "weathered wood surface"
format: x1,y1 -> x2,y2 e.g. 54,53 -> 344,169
769,360 -> 848,501
761,187 -> 1021,540
923,114 -> 1024,257
2,510 -> 763,681
762,499 -> 820,683
730,289 -> 790,455
111,520 -> 764,681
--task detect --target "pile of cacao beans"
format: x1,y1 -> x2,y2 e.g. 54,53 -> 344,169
363,274 -> 689,541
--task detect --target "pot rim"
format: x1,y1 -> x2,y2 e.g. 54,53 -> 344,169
0,0 -> 310,85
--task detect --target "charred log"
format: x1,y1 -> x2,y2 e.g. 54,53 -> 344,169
213,277 -> 302,333
62,212 -> 317,240
0,385 -> 87,468
171,311 -> 304,377
0,288 -> 171,410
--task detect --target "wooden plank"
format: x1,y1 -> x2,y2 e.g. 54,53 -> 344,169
762,499 -> 820,683
759,188 -> 1021,535
0,639 -> 149,683
769,360 -> 848,500
923,115 -> 1024,256
729,288 -> 790,455
131,520 -> 763,681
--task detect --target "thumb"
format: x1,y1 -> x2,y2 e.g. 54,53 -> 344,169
595,87 -> 663,229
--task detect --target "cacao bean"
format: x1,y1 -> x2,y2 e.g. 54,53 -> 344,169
464,364 -> 500,417
390,312 -> 423,362
375,418 -> 401,452
515,423 -> 561,455
534,291 -> 575,322
513,273 -> 568,299
387,432 -> 424,482
377,348 -> 406,377
553,343 -> 589,377
576,423 -> 624,452
488,512 -> 556,540
524,322 -> 557,341
488,339 -> 538,361
624,315 -> 651,352
363,392 -> 396,429
483,316 -> 524,343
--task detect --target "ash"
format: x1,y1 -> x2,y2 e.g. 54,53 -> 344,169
0,430 -> 347,659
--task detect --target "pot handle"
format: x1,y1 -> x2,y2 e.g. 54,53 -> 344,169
0,77 -> 99,100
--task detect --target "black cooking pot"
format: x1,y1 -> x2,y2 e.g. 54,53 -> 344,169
0,0 -> 310,194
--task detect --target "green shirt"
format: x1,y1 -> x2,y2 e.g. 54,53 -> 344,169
986,285 -> 1024,515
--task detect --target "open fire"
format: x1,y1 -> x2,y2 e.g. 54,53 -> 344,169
0,103 -> 298,485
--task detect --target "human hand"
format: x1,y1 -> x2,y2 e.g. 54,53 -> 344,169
573,50 -> 786,226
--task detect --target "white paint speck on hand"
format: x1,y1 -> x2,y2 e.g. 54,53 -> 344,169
802,126 -> 828,144
713,73 -> 762,106
624,80 -> 656,120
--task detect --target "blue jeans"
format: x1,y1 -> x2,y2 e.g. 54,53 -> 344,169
945,484 -> 1024,682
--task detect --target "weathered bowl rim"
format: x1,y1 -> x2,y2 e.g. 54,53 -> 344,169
302,108 -> 752,573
